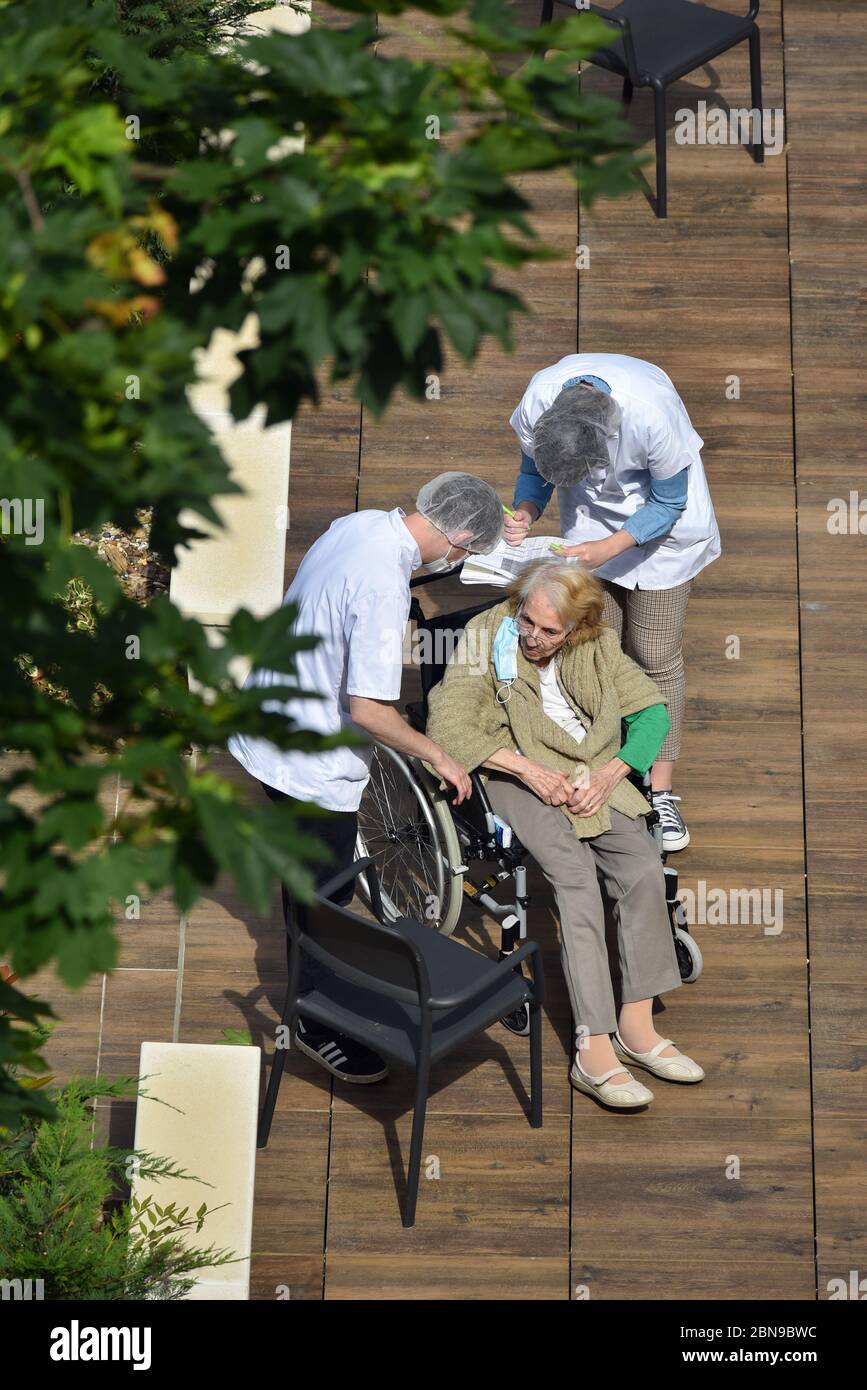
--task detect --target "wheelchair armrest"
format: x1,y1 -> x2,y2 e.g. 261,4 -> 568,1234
405,700 -> 427,733
470,768 -> 494,819
424,761 -> 494,822
428,939 -> 545,1011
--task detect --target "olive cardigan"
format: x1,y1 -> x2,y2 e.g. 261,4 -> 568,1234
425,599 -> 667,841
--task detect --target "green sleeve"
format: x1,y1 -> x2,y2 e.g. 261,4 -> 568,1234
618,703 -> 670,775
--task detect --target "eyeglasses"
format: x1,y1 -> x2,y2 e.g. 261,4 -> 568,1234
516,612 -> 567,644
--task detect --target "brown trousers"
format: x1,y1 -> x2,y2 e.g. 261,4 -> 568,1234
485,775 -> 682,1037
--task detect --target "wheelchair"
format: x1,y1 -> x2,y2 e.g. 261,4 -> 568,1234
355,568 -> 703,1032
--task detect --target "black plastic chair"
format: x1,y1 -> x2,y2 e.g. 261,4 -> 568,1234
257,857 -> 545,1227
541,0 -> 763,217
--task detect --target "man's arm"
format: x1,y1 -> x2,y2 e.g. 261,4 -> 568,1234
349,696 -> 471,803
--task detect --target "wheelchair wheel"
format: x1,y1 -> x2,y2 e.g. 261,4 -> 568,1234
356,744 -> 464,935
674,926 -> 703,983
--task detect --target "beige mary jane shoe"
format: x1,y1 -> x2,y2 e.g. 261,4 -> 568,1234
613,1032 -> 705,1083
570,1056 -> 655,1109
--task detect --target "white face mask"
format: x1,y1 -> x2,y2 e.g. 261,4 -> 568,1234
415,533 -> 466,577
416,553 -> 457,577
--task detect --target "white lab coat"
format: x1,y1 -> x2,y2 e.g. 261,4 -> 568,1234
228,508 -> 420,810
510,353 -> 721,590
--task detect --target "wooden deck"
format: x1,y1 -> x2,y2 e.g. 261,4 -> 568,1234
32,0 -> 866,1300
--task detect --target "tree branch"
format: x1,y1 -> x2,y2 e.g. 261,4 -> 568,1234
2,160 -> 45,232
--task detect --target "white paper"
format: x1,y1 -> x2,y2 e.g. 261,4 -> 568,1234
461,534 -> 575,586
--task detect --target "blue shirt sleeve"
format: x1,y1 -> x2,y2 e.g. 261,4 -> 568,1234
513,450 -> 555,517
623,467 -> 689,546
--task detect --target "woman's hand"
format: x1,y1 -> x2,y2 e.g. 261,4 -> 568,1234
556,538 -> 615,568
503,506 -> 536,547
558,531 -> 636,567
519,760 -> 574,806
567,758 -> 630,816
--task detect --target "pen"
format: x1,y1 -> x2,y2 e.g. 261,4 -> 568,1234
502,503 -> 517,518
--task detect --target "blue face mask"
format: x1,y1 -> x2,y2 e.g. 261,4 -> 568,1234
492,616 -> 520,692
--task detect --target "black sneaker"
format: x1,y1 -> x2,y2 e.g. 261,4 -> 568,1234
651,790 -> 690,852
294,1018 -> 388,1084
500,1003 -> 530,1037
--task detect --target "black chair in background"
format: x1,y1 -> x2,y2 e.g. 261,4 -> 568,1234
541,0 -> 764,217
257,857 -> 545,1228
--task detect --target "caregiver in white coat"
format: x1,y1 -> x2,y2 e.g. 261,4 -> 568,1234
505,354 -> 720,851
230,472 -> 504,1085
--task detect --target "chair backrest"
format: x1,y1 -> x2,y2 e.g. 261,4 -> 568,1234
294,896 -> 431,1007
547,0 -> 641,84
414,598 -> 500,701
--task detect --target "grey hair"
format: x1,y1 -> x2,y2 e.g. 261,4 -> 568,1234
532,384 -> 622,487
506,558 -> 606,642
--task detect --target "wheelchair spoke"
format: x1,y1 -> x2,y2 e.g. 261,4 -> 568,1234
357,745 -> 448,926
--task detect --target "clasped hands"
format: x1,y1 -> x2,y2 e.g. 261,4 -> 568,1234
519,757 -> 630,816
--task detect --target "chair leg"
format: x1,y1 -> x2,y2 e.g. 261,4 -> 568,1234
529,1002 -> 543,1129
257,989 -> 293,1149
749,28 -> 764,164
402,1061 -> 431,1228
540,0 -> 554,23
651,79 -> 668,218
622,77 -> 634,106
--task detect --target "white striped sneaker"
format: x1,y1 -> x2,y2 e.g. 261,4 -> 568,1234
294,1019 -> 388,1084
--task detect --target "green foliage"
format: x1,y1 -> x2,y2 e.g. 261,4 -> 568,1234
113,0 -> 274,55
0,0 -> 639,1129
215,1027 -> 253,1046
0,986 -> 57,1129
0,1076 -> 236,1299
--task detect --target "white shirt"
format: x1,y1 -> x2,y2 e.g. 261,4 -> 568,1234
509,353 -> 721,590
538,659 -> 587,746
228,508 -> 420,810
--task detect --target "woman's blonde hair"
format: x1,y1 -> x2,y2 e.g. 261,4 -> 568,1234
506,559 -> 604,645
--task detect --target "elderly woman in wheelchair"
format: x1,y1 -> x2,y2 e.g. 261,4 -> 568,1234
424,559 -> 704,1110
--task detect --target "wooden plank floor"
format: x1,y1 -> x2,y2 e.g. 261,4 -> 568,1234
22,0 -> 865,1302
785,0 -> 867,1298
